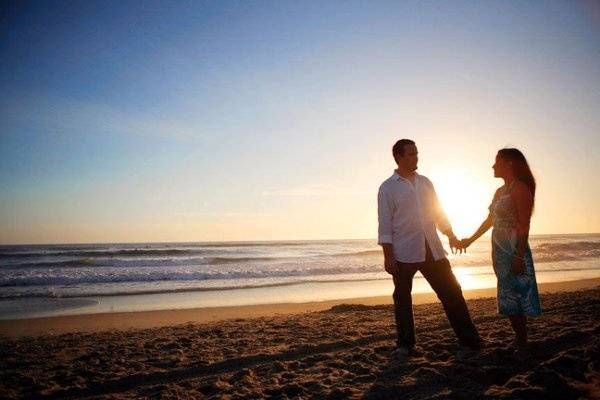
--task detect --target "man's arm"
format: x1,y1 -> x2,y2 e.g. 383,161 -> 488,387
381,244 -> 397,274
378,186 -> 398,274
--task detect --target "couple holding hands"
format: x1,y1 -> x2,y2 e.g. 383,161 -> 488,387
377,139 -> 541,360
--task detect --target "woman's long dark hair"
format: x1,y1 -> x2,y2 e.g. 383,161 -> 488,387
497,148 -> 536,206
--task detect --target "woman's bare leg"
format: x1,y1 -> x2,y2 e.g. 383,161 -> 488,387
508,315 -> 527,349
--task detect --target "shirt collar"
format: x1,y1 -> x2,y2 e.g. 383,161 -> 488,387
393,170 -> 419,182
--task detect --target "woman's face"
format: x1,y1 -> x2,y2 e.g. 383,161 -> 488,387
492,154 -> 510,178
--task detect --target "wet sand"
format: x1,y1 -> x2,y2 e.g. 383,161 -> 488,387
1,278 -> 599,338
1,279 -> 599,399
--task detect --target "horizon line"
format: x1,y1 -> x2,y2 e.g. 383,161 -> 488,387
1,232 -> 599,247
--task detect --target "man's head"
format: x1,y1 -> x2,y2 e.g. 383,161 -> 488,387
392,139 -> 418,172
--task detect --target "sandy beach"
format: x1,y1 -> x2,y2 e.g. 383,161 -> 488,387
1,278 -> 599,399
3,0 -> 600,398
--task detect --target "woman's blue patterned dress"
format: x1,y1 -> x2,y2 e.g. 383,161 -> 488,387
489,181 -> 542,317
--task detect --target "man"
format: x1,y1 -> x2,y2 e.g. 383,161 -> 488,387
378,139 -> 482,359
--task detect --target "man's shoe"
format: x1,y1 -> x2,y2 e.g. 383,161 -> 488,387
391,346 -> 414,360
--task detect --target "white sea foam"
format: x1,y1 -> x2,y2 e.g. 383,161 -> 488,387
0,235 -> 598,300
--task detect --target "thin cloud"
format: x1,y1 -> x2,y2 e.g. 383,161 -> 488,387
220,212 -> 272,219
262,184 -> 370,197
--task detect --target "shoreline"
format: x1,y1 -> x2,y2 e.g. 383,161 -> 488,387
1,277 -> 599,338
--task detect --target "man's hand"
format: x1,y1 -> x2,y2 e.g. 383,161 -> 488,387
448,234 -> 464,255
384,257 -> 399,275
512,256 -> 525,275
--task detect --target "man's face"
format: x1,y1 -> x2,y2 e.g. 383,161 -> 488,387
397,144 -> 418,171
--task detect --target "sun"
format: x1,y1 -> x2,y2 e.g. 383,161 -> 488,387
429,170 -> 495,238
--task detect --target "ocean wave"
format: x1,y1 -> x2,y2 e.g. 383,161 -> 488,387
1,265 -> 599,299
0,278 -> 389,299
3,248 -> 595,270
3,255 -> 300,269
0,265 -> 385,287
196,241 -> 341,248
0,248 -> 209,259
534,241 -> 600,253
2,251 -> 383,269
2,261 -> 598,289
2,238 -> 599,278
531,241 -> 600,262
333,249 -> 381,257
455,253 -> 582,266
208,256 -> 281,264
6,258 -> 101,268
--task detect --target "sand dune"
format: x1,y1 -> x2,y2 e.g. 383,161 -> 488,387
1,287 -> 600,399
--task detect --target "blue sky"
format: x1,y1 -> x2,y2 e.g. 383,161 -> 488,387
1,0 -> 599,244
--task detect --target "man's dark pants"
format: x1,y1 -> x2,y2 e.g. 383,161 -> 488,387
392,241 -> 481,348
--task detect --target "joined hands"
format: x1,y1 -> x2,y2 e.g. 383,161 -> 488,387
449,236 -> 473,255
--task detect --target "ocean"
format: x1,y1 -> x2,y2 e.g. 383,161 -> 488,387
1,234 -> 599,319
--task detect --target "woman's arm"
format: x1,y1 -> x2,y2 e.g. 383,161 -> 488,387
511,181 -> 534,260
461,188 -> 499,248
463,213 -> 493,247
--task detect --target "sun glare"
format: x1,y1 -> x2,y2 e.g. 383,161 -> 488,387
451,268 -> 478,289
430,170 -> 495,238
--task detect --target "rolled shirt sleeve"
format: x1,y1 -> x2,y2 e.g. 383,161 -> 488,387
377,185 -> 394,244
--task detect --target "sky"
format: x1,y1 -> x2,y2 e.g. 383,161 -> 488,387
1,0 -> 599,244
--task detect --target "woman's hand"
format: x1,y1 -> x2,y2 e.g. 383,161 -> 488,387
459,238 -> 473,251
512,256 -> 525,275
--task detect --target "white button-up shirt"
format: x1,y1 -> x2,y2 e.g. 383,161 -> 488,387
377,171 -> 452,262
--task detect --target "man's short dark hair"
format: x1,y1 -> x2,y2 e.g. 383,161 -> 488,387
392,139 -> 415,161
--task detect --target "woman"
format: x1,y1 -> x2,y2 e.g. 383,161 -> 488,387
461,148 -> 541,357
